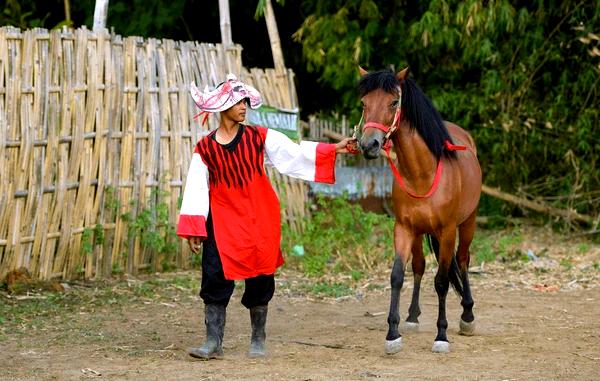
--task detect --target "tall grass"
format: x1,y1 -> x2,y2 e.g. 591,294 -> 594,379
281,196 -> 395,279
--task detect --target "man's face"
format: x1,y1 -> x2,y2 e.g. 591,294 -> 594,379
223,99 -> 247,123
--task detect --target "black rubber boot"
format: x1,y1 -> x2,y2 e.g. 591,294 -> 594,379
248,305 -> 268,358
189,304 -> 226,359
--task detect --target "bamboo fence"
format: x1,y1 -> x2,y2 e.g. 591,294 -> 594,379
0,26 -> 305,280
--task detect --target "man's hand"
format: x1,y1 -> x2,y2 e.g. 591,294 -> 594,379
335,137 -> 359,154
188,236 -> 205,254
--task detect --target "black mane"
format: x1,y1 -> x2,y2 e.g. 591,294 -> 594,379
358,69 -> 456,160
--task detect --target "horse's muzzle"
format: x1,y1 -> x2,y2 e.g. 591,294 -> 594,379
360,138 -> 382,159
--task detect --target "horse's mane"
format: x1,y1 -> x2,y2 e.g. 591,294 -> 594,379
358,69 -> 456,160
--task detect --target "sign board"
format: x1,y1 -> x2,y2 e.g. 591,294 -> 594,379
246,105 -> 300,140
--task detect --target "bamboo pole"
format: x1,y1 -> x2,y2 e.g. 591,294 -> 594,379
218,0 -> 233,47
64,0 -> 72,25
28,28 -> 50,278
93,0 -> 109,32
0,28 -> 7,274
2,27 -> 21,275
264,0 -> 285,74
51,27 -> 75,277
91,29 -> 109,279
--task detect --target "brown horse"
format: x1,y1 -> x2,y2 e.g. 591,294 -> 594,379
357,67 -> 482,353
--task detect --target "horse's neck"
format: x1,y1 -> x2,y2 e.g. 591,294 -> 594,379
392,122 -> 438,184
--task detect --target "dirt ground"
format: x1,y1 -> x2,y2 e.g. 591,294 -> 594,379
1,228 -> 600,381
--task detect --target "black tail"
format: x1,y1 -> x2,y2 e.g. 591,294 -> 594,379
426,235 -> 464,297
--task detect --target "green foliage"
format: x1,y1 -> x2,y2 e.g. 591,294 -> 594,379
282,195 -> 394,277
254,0 -> 286,20
0,0 -> 50,29
577,243 -> 590,254
295,0 -> 600,221
94,224 -> 105,245
126,187 -> 178,271
104,0 -> 187,39
560,257 -> 574,270
104,186 -> 120,216
471,229 -> 525,265
310,281 -> 353,297
112,262 -> 123,275
81,228 -> 94,256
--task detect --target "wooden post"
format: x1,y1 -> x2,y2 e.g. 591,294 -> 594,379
218,0 -> 233,46
264,0 -> 285,73
93,0 -> 109,32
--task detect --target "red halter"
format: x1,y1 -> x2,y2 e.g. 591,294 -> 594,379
363,106 -> 402,151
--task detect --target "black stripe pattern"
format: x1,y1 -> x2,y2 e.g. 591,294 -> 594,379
198,125 -> 265,189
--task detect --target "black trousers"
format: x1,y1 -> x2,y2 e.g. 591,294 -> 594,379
199,213 -> 275,308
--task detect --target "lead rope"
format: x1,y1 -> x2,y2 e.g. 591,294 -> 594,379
347,113 -> 363,154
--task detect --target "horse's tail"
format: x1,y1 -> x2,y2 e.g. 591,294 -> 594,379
426,235 -> 464,297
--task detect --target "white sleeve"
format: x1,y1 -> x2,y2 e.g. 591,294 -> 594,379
264,129 -> 337,184
177,152 -> 210,239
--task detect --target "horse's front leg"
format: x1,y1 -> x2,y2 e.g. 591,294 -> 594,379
432,228 -> 457,353
405,235 -> 425,331
385,224 -> 413,354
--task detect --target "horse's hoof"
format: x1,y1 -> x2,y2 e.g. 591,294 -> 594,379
385,337 -> 403,354
431,341 -> 450,353
404,321 -> 419,332
459,319 -> 475,336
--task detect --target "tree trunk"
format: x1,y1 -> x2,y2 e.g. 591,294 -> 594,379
218,0 -> 233,46
264,0 -> 285,73
93,0 -> 110,32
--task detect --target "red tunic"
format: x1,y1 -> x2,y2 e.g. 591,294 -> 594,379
177,125 -> 337,280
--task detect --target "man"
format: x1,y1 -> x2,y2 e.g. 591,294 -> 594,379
177,73 -> 354,359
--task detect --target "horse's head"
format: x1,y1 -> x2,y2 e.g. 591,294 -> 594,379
358,67 -> 409,159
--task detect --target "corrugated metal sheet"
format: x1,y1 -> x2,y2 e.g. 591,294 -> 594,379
309,167 -> 393,199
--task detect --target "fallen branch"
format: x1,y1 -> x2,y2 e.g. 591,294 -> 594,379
569,229 -> 600,238
481,185 -> 594,225
571,352 -> 600,361
291,340 -> 346,349
321,128 -> 346,141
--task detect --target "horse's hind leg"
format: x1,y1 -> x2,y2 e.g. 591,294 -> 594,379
405,235 -> 425,331
457,211 -> 477,335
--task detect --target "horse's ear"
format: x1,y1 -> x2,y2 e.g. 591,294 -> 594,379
396,67 -> 410,81
359,66 -> 369,77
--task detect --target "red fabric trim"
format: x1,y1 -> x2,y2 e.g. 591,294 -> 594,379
176,215 -> 207,239
314,143 -> 337,184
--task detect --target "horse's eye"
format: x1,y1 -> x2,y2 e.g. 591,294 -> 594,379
390,100 -> 399,108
